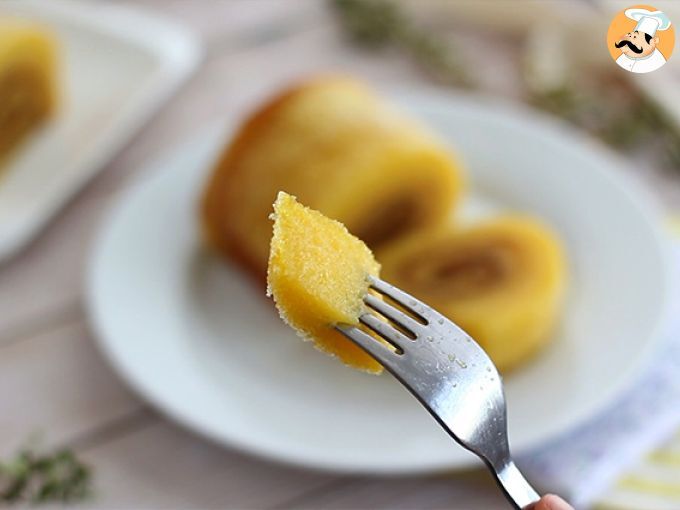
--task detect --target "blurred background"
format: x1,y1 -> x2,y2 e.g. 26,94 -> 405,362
1,0 -> 680,508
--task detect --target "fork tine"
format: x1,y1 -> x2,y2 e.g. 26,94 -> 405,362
335,324 -> 402,362
359,313 -> 410,351
367,276 -> 431,323
363,294 -> 423,336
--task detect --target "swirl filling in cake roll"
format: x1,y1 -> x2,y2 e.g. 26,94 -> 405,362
201,77 -> 464,279
0,18 -> 57,167
378,217 -> 566,372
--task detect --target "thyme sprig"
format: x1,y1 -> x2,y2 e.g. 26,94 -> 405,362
332,0 -> 680,171
530,83 -> 680,169
0,447 -> 92,504
332,0 -> 474,88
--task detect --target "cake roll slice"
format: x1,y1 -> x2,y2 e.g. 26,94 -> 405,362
201,77 -> 465,280
378,218 -> 566,372
0,17 -> 58,167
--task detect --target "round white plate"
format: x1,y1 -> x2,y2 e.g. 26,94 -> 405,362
87,90 -> 673,474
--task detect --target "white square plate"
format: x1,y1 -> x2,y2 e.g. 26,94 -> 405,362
0,0 -> 201,262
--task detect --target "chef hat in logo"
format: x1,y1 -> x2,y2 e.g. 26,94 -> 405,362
625,8 -> 672,36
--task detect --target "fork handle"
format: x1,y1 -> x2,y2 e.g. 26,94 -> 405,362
493,460 -> 540,509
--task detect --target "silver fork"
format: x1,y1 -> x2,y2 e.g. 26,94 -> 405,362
336,275 -> 541,510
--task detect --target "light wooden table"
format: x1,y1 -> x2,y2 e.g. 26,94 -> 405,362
1,1 -> 677,508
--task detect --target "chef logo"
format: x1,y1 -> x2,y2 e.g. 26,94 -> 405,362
607,4 -> 674,73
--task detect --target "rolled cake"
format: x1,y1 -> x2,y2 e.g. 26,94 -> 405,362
201,77 -> 464,279
378,218 -> 566,372
0,17 -> 57,167
267,192 -> 383,373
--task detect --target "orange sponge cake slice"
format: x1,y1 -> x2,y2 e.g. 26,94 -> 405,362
0,17 -> 58,168
202,77 -> 464,280
378,217 -> 566,372
267,192 -> 383,373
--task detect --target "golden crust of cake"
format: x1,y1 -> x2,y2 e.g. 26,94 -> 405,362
377,217 -> 566,372
267,192 -> 383,373
0,17 -> 58,167
201,76 -> 464,280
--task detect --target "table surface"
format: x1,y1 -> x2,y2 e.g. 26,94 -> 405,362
1,1 -> 678,508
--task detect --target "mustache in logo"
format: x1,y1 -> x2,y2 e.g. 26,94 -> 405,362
615,39 -> 644,53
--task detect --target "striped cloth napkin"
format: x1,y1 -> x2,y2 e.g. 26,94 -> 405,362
596,431 -> 680,510
520,225 -> 680,510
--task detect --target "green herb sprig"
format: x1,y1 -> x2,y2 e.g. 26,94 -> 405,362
530,83 -> 680,170
332,0 -> 474,88
0,447 -> 91,505
332,0 -> 680,172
